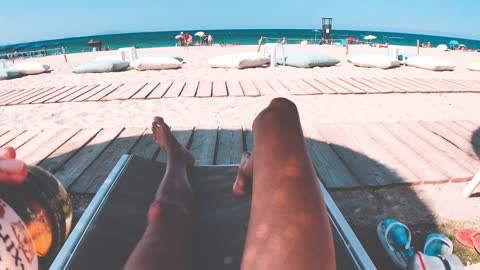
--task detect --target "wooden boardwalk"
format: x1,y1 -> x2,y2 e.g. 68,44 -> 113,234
1,78 -> 480,106
3,120 -> 479,194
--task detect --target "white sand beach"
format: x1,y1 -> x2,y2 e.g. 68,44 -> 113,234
1,44 -> 480,268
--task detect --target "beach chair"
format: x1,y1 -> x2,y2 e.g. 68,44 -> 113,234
51,155 -> 376,270
463,170 -> 480,198
387,45 -> 406,64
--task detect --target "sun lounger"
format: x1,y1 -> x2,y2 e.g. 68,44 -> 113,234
51,155 -> 376,270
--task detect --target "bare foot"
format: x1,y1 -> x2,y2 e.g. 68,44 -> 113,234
152,116 -> 195,166
233,152 -> 253,197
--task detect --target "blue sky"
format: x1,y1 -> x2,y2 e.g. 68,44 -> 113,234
1,0 -> 478,44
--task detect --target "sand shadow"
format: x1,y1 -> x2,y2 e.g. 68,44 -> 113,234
5,127 -> 443,269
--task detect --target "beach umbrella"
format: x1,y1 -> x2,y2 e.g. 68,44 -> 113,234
449,40 -> 459,49
194,32 -> 205,37
364,35 -> 377,40
87,39 -> 102,47
346,37 -> 357,43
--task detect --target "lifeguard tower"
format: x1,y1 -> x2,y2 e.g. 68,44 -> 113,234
322,18 -> 333,43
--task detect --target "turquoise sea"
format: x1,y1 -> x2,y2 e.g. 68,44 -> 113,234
1,29 -> 479,55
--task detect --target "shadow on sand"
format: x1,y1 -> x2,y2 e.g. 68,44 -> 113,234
14,127 -> 445,269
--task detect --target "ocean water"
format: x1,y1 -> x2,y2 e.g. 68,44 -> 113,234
1,29 -> 479,55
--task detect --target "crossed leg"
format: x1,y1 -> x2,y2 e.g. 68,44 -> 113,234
234,98 -> 336,270
124,117 -> 195,270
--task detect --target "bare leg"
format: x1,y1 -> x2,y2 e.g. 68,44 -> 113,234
124,117 -> 195,270
234,98 -> 336,270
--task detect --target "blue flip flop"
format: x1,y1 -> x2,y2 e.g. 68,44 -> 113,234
423,233 -> 453,256
377,218 -> 415,269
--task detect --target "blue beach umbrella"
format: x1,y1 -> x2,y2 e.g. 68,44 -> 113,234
449,40 -> 459,49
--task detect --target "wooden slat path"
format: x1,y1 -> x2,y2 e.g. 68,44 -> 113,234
2,78 -> 480,106
2,120 -> 480,193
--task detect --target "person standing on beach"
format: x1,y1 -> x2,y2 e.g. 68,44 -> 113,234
207,34 -> 213,46
184,32 -> 192,50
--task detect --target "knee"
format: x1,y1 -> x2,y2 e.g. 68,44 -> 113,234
254,98 -> 298,127
147,199 -> 190,224
269,97 -> 297,110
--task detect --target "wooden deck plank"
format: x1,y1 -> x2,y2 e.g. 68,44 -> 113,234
66,85 -> 103,102
302,78 -> 336,94
351,78 -> 390,93
190,126 -> 218,165
316,78 -> 351,94
216,125 -> 243,165
180,81 -> 199,97
212,80 -> 228,97
388,78 -> 424,93
147,81 -> 173,99
420,121 -> 480,160
38,128 -> 102,172
267,79 -> 290,95
0,130 -> 26,148
329,78 -> 366,94
373,78 -> 409,93
86,83 -> 123,101
0,88 -> 33,105
279,79 -> 306,95
0,89 -> 16,99
8,87 -> 55,105
1,88 -> 42,106
303,126 -> 361,188
350,124 -> 418,182
69,127 -> 146,193
383,122 -> 472,181
240,80 -> 261,97
129,128 -> 158,160
102,82 -> 147,100
397,78 -> 433,92
16,129 -> 80,165
2,130 -> 42,149
293,79 -> 322,94
0,130 -> 9,138
452,121 -> 480,148
315,124 -> 386,186
366,78 -> 405,93
457,80 -> 480,90
31,86 -> 74,104
225,80 -> 244,97
21,86 -> 65,104
196,80 -> 213,98
253,80 -> 276,95
342,78 -> 380,93
163,81 -> 186,98
131,82 -> 159,99
156,127 -> 194,162
46,85 -> 89,103
54,128 -> 123,187
403,122 -> 480,173
440,79 -> 478,92
413,78 -> 454,93
363,123 -> 447,182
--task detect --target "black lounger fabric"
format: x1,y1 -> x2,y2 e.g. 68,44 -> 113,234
64,155 -> 357,270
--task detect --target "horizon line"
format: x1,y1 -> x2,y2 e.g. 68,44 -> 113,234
3,27 -> 479,47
